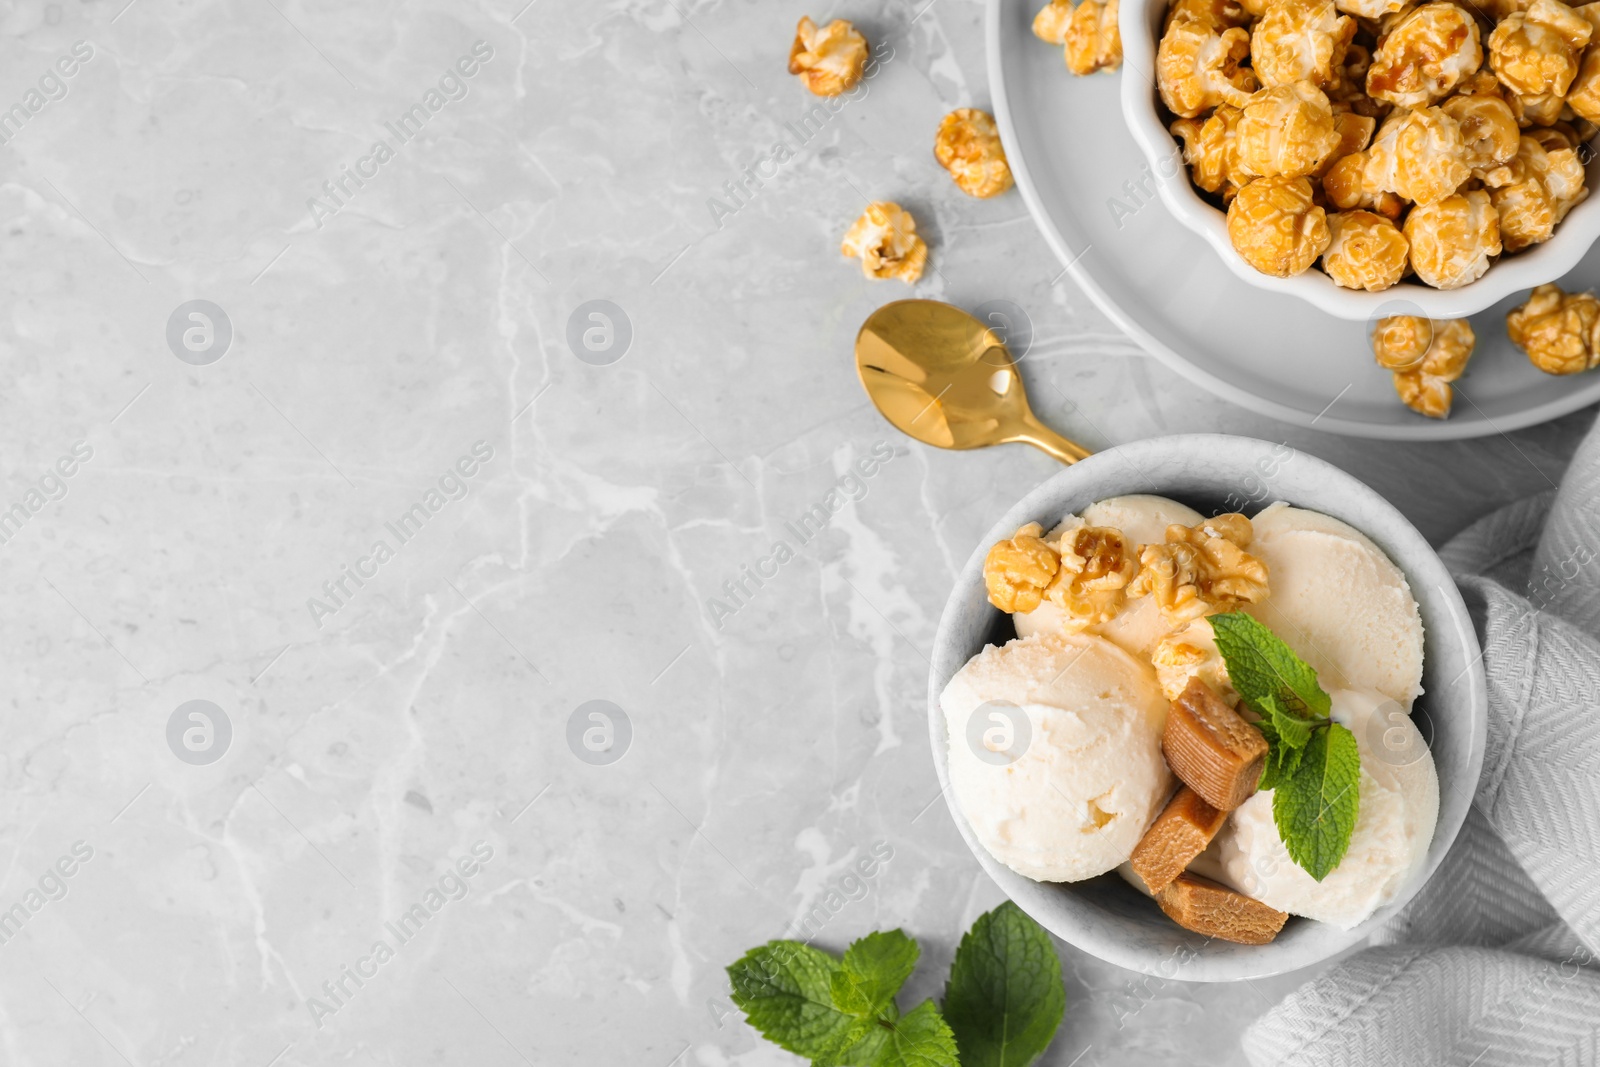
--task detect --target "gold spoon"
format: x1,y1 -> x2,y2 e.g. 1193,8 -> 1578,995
854,300 -> 1091,465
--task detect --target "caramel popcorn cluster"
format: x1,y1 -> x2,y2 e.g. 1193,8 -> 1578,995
840,202 -> 928,282
982,522 -> 1140,626
1371,315 -> 1477,416
1157,0 -> 1597,291
1035,0 -> 1125,74
1507,282 -> 1600,373
789,17 -> 869,97
1128,514 -> 1270,625
935,109 -> 1015,198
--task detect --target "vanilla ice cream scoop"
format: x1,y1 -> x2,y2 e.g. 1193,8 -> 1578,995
1245,502 -> 1426,707
1192,688 -> 1439,928
942,634 -> 1174,882
1014,495 -> 1203,657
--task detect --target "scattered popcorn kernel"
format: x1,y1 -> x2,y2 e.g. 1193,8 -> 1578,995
1228,175 -> 1334,274
1507,283 -> 1600,373
1130,514 -> 1270,623
789,17 -> 870,97
1404,189 -> 1502,287
1158,13 -> 1260,117
1065,0 -> 1124,72
1173,105 -> 1253,200
1251,0 -> 1356,88
1385,318 -> 1476,417
1489,0 -> 1591,98
1366,3 -> 1483,107
841,201 -> 928,283
1323,209 -> 1410,289
1441,91 -> 1521,176
1238,81 -> 1344,176
1488,132 -> 1589,250
1033,0 -> 1074,41
935,109 -> 1015,198
1046,525 -> 1140,627
983,522 -> 1060,613
1365,105 -> 1473,204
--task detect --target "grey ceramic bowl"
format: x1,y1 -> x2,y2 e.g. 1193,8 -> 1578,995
928,434 -> 1487,981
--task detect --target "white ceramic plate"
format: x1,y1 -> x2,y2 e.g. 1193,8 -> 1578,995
987,0 -> 1600,439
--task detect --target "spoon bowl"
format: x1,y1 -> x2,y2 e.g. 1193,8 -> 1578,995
855,300 -> 1089,464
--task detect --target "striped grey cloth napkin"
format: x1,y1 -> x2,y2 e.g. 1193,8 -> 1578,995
1243,418 -> 1600,1067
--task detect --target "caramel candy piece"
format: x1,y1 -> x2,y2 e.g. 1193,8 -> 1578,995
1156,873 -> 1289,945
1162,678 -> 1269,811
1129,787 -> 1227,893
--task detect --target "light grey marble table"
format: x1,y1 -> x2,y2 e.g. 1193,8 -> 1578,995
0,1 -> 1590,1065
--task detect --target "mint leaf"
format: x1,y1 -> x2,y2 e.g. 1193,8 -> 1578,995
728,941 -> 857,1057
831,930 -> 920,1017
1257,691 -> 1313,750
1273,724 -> 1362,881
876,1001 -> 959,1067
943,901 -> 1066,1067
1254,719 -> 1305,793
1211,612 -> 1331,726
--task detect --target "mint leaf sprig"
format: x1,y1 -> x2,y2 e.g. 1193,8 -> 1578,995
727,902 -> 1065,1067
1211,612 -> 1361,882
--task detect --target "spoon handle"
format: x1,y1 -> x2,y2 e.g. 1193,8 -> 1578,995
1016,419 -> 1092,465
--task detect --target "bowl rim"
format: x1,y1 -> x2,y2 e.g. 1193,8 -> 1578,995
926,433 -> 1489,981
1115,0 -> 1600,322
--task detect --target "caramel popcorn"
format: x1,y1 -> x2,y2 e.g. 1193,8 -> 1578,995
1440,91 -> 1521,175
1507,283 -> 1600,373
1322,209 -> 1410,288
1238,81 -> 1345,176
1151,620 -> 1232,701
1365,106 -> 1472,204
1488,0 -> 1591,97
1065,0 -> 1123,73
983,522 -> 1060,613
1158,13 -> 1260,117
935,109 -> 1015,198
1172,105 -> 1252,199
1228,175 -> 1333,274
1333,0 -> 1410,16
1487,131 -> 1588,250
1034,0 -> 1075,41
1385,318 -> 1476,416
1322,150 -> 1407,216
1403,189 -> 1503,288
1048,525 -> 1140,627
841,202 -> 928,282
789,17 -> 870,97
1314,110 -> 1378,176
1566,44 -> 1600,122
1366,3 -> 1483,107
1251,0 -> 1356,88
1508,89 -> 1568,124
1168,0 -> 1254,28
1130,514 -> 1270,625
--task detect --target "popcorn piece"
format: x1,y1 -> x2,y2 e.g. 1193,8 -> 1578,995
1168,0 -> 1254,28
1440,91 -> 1521,176
1250,0 -> 1356,88
841,202 -> 928,283
1385,318 -> 1476,417
1333,0 -> 1409,16
1130,513 -> 1270,623
935,109 -> 1015,198
1227,175 -> 1334,274
1403,189 -> 1502,288
1509,90 -> 1568,125
1130,786 -> 1228,893
1172,105 -> 1252,200
1045,524 -> 1140,627
1065,0 -> 1123,73
1366,3 -> 1482,107
1322,150 -> 1407,216
1323,209 -> 1410,289
1327,42 -> 1391,118
1316,110 -> 1378,177
982,522 -> 1060,613
1365,106 -> 1472,204
1507,283 -> 1600,373
1487,132 -> 1589,250
1033,0 -> 1075,41
1156,872 -> 1290,944
1163,678 -> 1270,811
1567,44 -> 1600,122
1238,81 -> 1345,176
1489,0 -> 1592,98
1158,13 -> 1260,117
1151,618 -> 1231,702
789,17 -> 870,97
